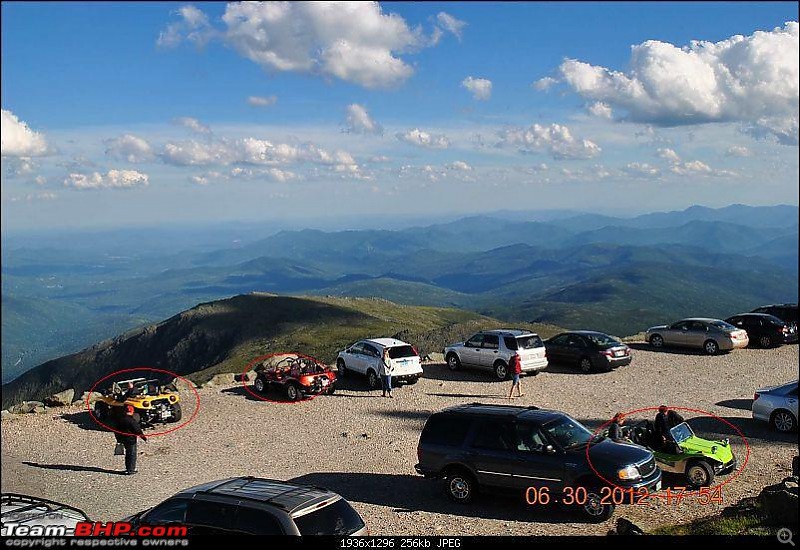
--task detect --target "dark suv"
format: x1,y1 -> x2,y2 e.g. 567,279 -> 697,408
751,304 -> 798,330
725,313 -> 797,347
415,404 -> 661,522
125,477 -> 367,535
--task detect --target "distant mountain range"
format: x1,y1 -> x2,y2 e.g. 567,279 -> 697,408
3,203 -> 797,382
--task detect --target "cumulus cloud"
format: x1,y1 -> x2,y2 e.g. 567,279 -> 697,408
533,77 -> 557,91
174,116 -> 211,135
1,110 -> 49,157
461,76 -> 492,100
4,157 -> 36,178
656,147 -> 681,163
397,128 -> 450,149
104,134 -> 155,163
725,145 -> 752,157
344,103 -> 383,135
588,102 -> 613,119
64,169 -> 149,189
447,160 -> 472,171
435,12 -> 466,41
538,22 -> 799,144
622,162 -> 660,176
669,160 -> 713,175
247,95 -> 278,107
8,191 -> 57,203
160,2 -> 456,89
496,123 -> 601,160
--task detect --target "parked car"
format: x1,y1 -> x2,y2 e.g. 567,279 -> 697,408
725,313 -> 797,348
123,477 -> 368,535
2,494 -> 89,535
753,380 -> 798,433
544,331 -> 631,373
414,403 -> 661,522
645,318 -> 748,355
336,338 -> 423,390
94,378 -> 181,427
751,304 -> 798,331
253,356 -> 336,401
443,329 -> 548,380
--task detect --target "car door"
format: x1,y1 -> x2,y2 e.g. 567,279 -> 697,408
362,343 -> 381,374
784,386 -> 798,419
345,342 -> 366,374
512,422 -> 566,491
545,334 -> 569,362
686,321 -> 710,348
665,321 -> 690,346
466,418 -> 518,488
461,333 -> 484,367
564,334 -> 588,365
184,498 -> 238,535
232,505 -> 286,535
481,334 -> 501,367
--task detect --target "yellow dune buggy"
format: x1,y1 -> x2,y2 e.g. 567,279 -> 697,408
93,378 -> 182,427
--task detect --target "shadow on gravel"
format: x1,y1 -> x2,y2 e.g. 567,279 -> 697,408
61,411 -> 109,432
627,343 -> 707,356
687,415 -> 797,445
716,399 -> 753,411
23,461 -> 124,475
426,393 -> 507,399
290,472 -> 583,524
220,385 -> 340,403
420,364 -> 506,384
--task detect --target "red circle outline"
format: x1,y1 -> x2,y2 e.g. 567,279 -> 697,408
85,367 -> 201,437
585,406 -> 750,497
240,352 -> 333,404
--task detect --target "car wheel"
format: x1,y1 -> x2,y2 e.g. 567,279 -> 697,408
285,384 -> 302,401
93,402 -> 108,421
406,377 -> 419,385
170,403 -> 182,423
326,385 -> 336,395
337,359 -> 347,378
582,489 -> 614,522
759,335 -> 773,348
367,370 -> 380,390
649,334 -> 664,348
446,353 -> 461,371
254,377 -> 266,393
579,357 -> 593,374
445,469 -> 476,504
771,409 -> 797,433
686,460 -> 715,487
703,340 -> 720,356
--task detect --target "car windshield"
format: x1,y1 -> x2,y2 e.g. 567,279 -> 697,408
709,320 -> 737,331
585,333 -> 620,347
542,416 -> 594,449
388,345 -> 417,359
293,499 -> 365,535
669,422 -> 694,444
511,335 -> 544,350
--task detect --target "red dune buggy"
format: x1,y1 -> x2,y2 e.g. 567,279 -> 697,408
252,356 -> 337,401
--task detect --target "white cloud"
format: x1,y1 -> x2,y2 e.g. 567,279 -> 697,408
435,12 -> 466,41
587,102 -> 613,119
496,123 -> 601,160
4,157 -> 36,177
247,95 -> 278,107
541,22 -> 799,144
533,76 -> 557,91
344,103 -> 383,135
64,169 -> 149,189
157,4 -> 213,48
174,116 -> 211,135
8,191 -> 57,203
461,76 -> 492,101
725,145 -> 752,157
397,128 -> 450,149
104,134 -> 155,163
669,160 -> 713,175
447,160 -> 472,171
656,147 -> 681,163
622,162 -> 660,176
1,110 -> 49,157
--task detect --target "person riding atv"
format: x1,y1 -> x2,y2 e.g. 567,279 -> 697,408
93,378 -> 182,427
629,418 -> 736,487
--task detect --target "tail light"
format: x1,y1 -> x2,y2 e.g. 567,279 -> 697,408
412,346 -> 419,356
753,393 -> 760,402
600,350 -> 614,357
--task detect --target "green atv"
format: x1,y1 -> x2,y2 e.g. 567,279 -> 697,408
630,421 -> 736,487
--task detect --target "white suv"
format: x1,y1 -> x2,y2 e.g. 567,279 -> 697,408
443,329 -> 548,380
336,338 -> 424,390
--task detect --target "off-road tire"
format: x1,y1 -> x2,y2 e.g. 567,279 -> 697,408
170,403 -> 182,423
686,460 -> 715,487
94,402 -> 109,421
285,383 -> 302,402
254,377 -> 266,393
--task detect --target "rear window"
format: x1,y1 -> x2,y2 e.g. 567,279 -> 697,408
511,335 -> 543,350
388,345 -> 417,359
293,499 -> 364,535
585,333 -> 620,347
710,320 -> 737,331
421,414 -> 471,447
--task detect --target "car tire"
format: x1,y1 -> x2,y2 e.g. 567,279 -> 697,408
771,409 -> 797,433
446,353 -> 461,371
703,340 -> 720,356
759,335 -> 773,348
326,385 -> 336,395
444,468 -> 476,504
337,359 -> 347,378
94,402 -> 108,421
170,403 -> 182,423
494,361 -> 509,381
579,357 -> 593,374
254,377 -> 266,393
649,334 -> 664,348
285,383 -> 302,402
406,377 -> 419,385
686,460 -> 715,487
581,489 -> 615,522
367,370 -> 380,390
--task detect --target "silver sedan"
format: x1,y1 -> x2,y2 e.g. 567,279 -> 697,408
645,318 -> 749,355
752,380 -> 798,432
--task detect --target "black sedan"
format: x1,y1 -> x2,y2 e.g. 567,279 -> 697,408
544,331 -> 632,373
725,313 -> 797,348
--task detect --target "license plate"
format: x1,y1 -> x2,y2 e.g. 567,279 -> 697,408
614,351 -> 623,357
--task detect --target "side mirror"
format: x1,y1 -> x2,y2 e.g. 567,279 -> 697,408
545,444 -> 556,455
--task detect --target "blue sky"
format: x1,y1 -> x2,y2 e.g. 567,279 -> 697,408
1,2 -> 798,230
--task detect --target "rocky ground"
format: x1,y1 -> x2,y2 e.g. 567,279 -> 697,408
2,343 -> 797,535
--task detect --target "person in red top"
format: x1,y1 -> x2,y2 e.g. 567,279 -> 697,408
507,353 -> 524,399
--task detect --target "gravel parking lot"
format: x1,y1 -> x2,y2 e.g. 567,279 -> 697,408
2,343 -> 797,535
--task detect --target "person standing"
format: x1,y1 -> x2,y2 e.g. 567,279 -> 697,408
115,405 -> 147,475
507,353 -> 523,399
654,405 -> 669,450
608,413 -> 627,442
379,348 -> 394,398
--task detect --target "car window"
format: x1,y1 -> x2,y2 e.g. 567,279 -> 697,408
421,414 -> 472,447
671,321 -> 690,330
293,499 -> 365,536
144,499 -> 189,524
516,335 -> 544,349
363,344 -> 380,357
388,345 -> 417,359
709,320 -> 736,330
541,416 -> 593,449
349,343 -> 364,355
727,317 -> 742,327
566,335 -> 588,348
470,419 -> 516,451
516,423 -> 548,453
465,334 -> 484,348
233,506 -> 284,535
482,335 -> 500,349
503,336 -> 517,349
186,500 -> 237,531
585,333 -> 620,347
689,321 -> 708,331
548,334 -> 569,346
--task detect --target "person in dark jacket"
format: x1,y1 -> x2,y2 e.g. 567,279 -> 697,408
507,353 -> 524,399
115,405 -> 146,475
608,412 -> 628,442
654,405 -> 670,450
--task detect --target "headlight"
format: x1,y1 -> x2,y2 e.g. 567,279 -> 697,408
711,446 -> 718,454
723,438 -> 730,446
617,465 -> 641,481
141,401 -> 150,407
